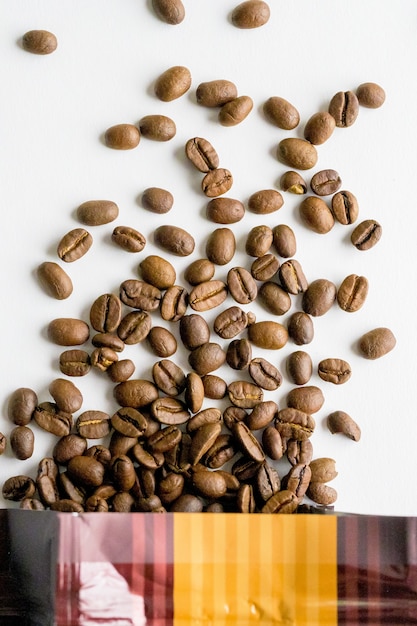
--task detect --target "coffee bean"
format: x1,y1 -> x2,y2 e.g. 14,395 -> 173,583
206,197 -> 245,223
248,189 -> 284,215
310,457 -> 338,483
356,82 -> 385,108
275,408 -> 315,441
231,1 -> 271,28
280,171 -> 307,194
213,306 -> 250,340
107,358 -> 135,383
261,490 -> 298,514
299,196 -> 334,233
226,338 -> 252,370
152,359 -> 186,396
286,439 -> 313,466
310,169 -> 342,196
120,279 -> 161,311
170,494 -> 204,512
57,228 -> 93,262
68,455 -> 105,488
92,333 -> 125,352
232,457 -> 262,482
10,426 -> 34,460
37,261 -> 73,300
227,380 -> 263,409
147,326 -> 177,357
104,124 -> 140,149
304,111 -> 336,145
245,225 -> 273,257
8,387 -> 38,426
139,255 -> 176,289
151,397 -> 190,425
278,259 -> 308,294
142,187 -> 174,214
248,358 -> 282,391
148,425 -> 182,454
90,293 -> 122,333
53,434 -> 88,465
302,279 -> 336,316
112,226 -> 146,253
223,406 -> 247,431
152,0 -> 185,24
85,495 -> 109,513
250,254 -> 279,281
287,312 -> 314,345
33,402 -> 72,437
263,96 -> 300,130
2,475 -> 36,501
272,224 -> 297,258
307,483 -> 337,506
328,90 -> 359,127
76,411 -> 111,439
277,138 -> 318,170
51,499 -> 85,513
233,422 -> 265,463
327,410 -> 361,441
188,342 -> 226,376
286,385 -> 325,414
59,349 -> 91,376
22,29 -> 57,54
256,463 -> 280,502
258,281 -> 291,315
202,168 -> 233,197
262,426 -> 285,460
187,407 -> 223,435
218,96 -> 253,126
0,433 -> 6,455
189,422 -> 222,466
248,320 -> 288,350
185,137 -> 219,172
286,351 -> 313,385
201,375 -> 227,400
154,225 -> 195,256
206,227 -> 236,265
196,80 -> 238,107
158,284 -> 186,323
113,379 -> 159,408
179,314 -> 211,350
246,400 -> 278,430
49,378 -> 83,413
117,310 -> 152,344
20,498 -> 45,510
351,219 -> 382,250
158,472 -> 185,506
154,65 -> 191,101
184,258 -> 215,285
132,442 -> 164,470
227,267 -> 257,304
184,372 -> 205,413
91,347 -> 117,374
189,280 -> 228,311
204,434 -> 236,469
358,327 -> 396,359
77,200 -> 119,226
318,358 -> 352,385
285,463 -> 312,501
331,190 -> 359,224
111,407 -> 147,438
139,114 -> 176,141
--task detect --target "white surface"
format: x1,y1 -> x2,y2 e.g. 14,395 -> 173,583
1,0 -> 416,515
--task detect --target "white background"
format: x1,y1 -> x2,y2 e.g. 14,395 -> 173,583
1,0 -> 416,515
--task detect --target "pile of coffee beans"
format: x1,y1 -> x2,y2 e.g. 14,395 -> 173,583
3,8 -> 396,514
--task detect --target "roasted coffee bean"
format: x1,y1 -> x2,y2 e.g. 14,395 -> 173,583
148,425 -> 182,453
223,406 -> 247,431
67,455 -> 105,488
22,29 -> 57,54
286,439 -> 313,466
170,494 -> 204,512
302,279 -> 336,316
206,227 -> 236,265
250,254 -> 279,281
57,228 -> 93,262
154,225 -> 195,256
248,358 -> 282,391
107,359 -> 135,383
152,359 -> 186,396
327,410 -> 361,441
206,197 -> 245,224
331,190 -> 359,224
246,400 -> 278,430
275,408 -> 315,441
131,442 -> 164,470
113,379 -> 159,408
263,96 -> 300,130
192,468 -> 228,499
85,495 -> 109,512
248,189 -> 283,215
111,407 -> 147,438
139,114 -> 176,141
329,90 -> 359,127
53,434 -> 87,465
51,499 -> 85,513
245,225 -> 273,257
219,96 -> 253,126
231,1 -> 270,28
299,196 -> 334,233
226,338 -> 252,370
104,124 -> 140,149
188,342 -> 226,376
20,498 -> 45,510
262,425 -> 285,460
285,463 -> 312,501
287,312 -> 314,345
280,171 -> 307,194
236,483 -> 256,513
310,169 -> 342,196
90,347 -> 118,371
189,280 -> 228,311
152,0 -> 185,24
310,458 -> 338,483
147,326 -> 177,357
58,472 -> 86,504
2,475 -> 36,501
90,293 -> 122,333
142,187 -> 174,214
258,281 -> 291,315
204,434 -> 236,468
184,372 -> 205,413
248,320 -> 288,350
356,82 -> 385,108
303,111 -> 336,145
0,433 -> 6,455
160,285 -> 188,321
110,455 -> 136,491
318,358 -> 352,384
227,380 -> 263,409
358,327 -> 396,359
307,483 -> 337,506
48,318 -> 90,346
202,168 -> 233,197
34,402 -> 72,436
112,226 -> 146,253
8,387 -> 38,426
256,463 -> 280,502
164,432 -> 191,474
136,494 -> 165,513
351,219 -> 382,250
232,457 -> 262,482
139,255 -> 176,289
112,492 -> 135,512
179,314 -> 211,350
261,490 -> 298,514
108,433 -> 136,459
59,349 -> 91,376
10,426 -> 34,460
77,200 -> 119,226
37,261 -> 73,300
286,351 -> 313,385
76,411 -> 111,439
184,258 -> 215,285
201,374 -> 227,400
196,79 -> 238,107
286,385 -> 325,414
277,138 -> 318,170
158,473 -> 185,506
213,306 -> 250,339
92,333 -> 125,352
120,279 -> 161,311
227,267 -> 257,304
272,224 -> 297,258
117,310 -> 152,344
151,397 -> 190,425
189,422 -> 222,466
36,458 -> 60,506
154,65 -> 191,101
185,137 -> 219,172
49,378 -> 83,414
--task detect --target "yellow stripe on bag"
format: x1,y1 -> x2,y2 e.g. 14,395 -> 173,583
173,513 -> 337,626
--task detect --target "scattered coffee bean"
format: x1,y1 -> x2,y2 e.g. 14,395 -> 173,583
33,402 -> 72,437
286,351 -> 313,385
206,227 -> 236,265
117,310 -> 152,345
22,29 -> 57,54
201,375 -> 227,400
185,137 -> 219,172
272,224 -> 297,258
37,261 -> 73,300
248,358 -> 282,391
152,0 -> 185,24
206,197 -> 245,224
120,279 -> 161,311
147,326 -> 177,357
258,281 -> 291,315
189,280 -> 228,311
218,95 -> 253,126
152,359 -> 186,396
90,293 -> 122,333
154,65 -> 191,101
337,274 -> 369,312
226,338 -> 252,370
2,475 -> 36,501
107,359 -> 135,383
49,378 -> 83,414
59,349 -> 91,377
248,189 -> 283,215
358,327 -> 396,359
245,225 -> 273,257
248,320 -> 288,350
8,388 -> 38,426
213,306 -> 251,339
112,226 -> 146,253
0,433 -> 6,455
139,255 -> 176,289
113,379 -> 159,408
139,114 -> 176,141
179,314 -> 211,350
277,138 -> 318,170
280,170 -> 307,194
250,253 -> 279,281
299,196 -> 334,234
287,311 -> 314,345
263,96 -> 300,130
286,385 -> 325,414
184,372 -> 205,412
351,219 -> 382,250
196,79 -> 238,107
76,411 -> 111,439
48,318 -> 90,346
10,426 -> 34,460
142,187 -> 174,213
328,90 -> 359,127
188,342 -> 226,376
307,482 -> 337,506
303,111 -> 336,145
310,169 -> 342,196
278,259 -> 308,294
77,200 -> 119,226
356,82 -> 385,108
327,410 -> 361,441
261,490 -> 298,514
227,267 -> 257,304
154,225 -> 195,256
104,124 -> 140,149
310,457 -> 338,483
57,228 -> 93,262
275,407 -> 315,441
302,279 -> 336,316
331,190 -> 359,225
231,1 -> 271,29
202,168 -> 233,197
